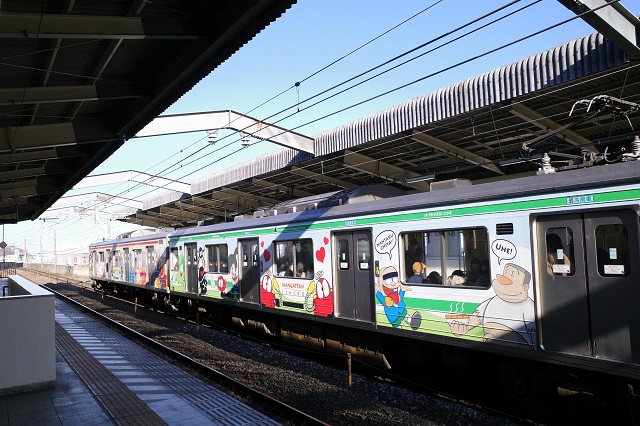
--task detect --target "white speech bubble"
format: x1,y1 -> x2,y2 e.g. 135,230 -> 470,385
491,239 -> 517,265
375,230 -> 396,259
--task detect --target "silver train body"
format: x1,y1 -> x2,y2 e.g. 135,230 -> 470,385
90,160 -> 640,383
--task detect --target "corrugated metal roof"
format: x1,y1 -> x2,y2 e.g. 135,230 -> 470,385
191,148 -> 313,193
314,33 -> 626,156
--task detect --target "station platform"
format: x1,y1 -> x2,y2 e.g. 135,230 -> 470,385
0,298 -> 280,425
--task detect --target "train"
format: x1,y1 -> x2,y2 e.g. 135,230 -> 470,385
89,152 -> 640,417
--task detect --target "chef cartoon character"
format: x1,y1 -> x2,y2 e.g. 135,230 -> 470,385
449,263 -> 535,346
375,266 -> 421,330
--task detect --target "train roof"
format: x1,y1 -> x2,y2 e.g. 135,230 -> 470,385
169,160 -> 640,239
89,230 -> 170,249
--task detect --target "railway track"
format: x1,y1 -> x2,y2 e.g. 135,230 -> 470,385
19,268 -> 542,425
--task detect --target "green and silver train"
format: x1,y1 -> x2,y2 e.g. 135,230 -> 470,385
90,157 -> 640,410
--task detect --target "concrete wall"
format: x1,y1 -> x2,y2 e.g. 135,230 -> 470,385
24,263 -> 90,279
0,275 -> 56,394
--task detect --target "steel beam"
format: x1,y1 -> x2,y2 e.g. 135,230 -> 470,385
558,0 -> 640,58
0,13 -> 201,40
509,103 -> 598,153
411,131 -> 504,175
0,121 -> 118,152
290,166 -> 359,189
74,171 -> 190,193
135,110 -> 315,154
342,150 -> 432,191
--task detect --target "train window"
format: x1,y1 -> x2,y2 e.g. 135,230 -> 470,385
146,247 -> 155,274
356,238 -> 370,270
338,239 -> 350,270
401,228 -> 489,287
133,249 -> 142,268
170,248 -> 179,271
275,241 -> 293,276
595,224 -> 630,277
206,244 -> 229,273
252,244 -> 259,267
274,239 -> 314,277
545,228 -> 575,276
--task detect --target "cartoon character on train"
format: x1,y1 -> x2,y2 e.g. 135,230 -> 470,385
448,262 -> 535,347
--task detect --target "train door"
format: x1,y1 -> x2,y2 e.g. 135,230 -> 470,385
146,246 -> 155,286
123,248 -> 130,284
185,243 -> 199,293
536,210 -> 640,363
238,238 -> 260,303
333,230 -> 374,322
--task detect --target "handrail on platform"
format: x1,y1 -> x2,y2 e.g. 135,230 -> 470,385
0,262 -> 16,278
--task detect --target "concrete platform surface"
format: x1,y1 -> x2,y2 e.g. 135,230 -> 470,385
0,297 -> 280,425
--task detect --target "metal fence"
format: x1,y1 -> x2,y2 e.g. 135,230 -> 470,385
0,262 -> 17,278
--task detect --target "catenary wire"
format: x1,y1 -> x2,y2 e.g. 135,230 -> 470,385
21,0 -> 632,253
76,0 -> 534,211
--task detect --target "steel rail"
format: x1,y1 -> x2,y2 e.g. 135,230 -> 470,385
42,283 -> 329,426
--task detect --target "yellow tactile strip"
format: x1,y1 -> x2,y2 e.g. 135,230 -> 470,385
55,323 -> 167,426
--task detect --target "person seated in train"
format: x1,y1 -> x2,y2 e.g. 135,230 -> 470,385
284,261 -> 294,277
425,270 -> 442,284
474,259 -> 491,287
407,262 -> 426,283
446,270 -> 466,286
466,258 -> 482,283
297,242 -> 312,269
296,261 -> 312,278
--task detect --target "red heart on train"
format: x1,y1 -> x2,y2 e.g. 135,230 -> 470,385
260,241 -> 264,247
323,237 -> 329,245
316,247 -> 325,263
264,249 -> 271,262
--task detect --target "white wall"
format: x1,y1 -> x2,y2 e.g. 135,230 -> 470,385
0,276 -> 55,394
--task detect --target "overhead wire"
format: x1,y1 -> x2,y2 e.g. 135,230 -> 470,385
159,0 -> 529,160
77,0 -> 531,213
24,0 -> 630,250
26,2 -> 547,226
76,0 -> 451,205
43,1 -> 546,228
42,1 -> 450,228
30,58 -> 637,255
154,59 -> 640,220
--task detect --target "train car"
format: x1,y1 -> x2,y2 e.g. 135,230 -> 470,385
90,157 -> 640,412
89,230 -> 170,295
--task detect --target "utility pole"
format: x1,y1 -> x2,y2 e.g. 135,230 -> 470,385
39,221 -> 43,270
54,229 -> 57,272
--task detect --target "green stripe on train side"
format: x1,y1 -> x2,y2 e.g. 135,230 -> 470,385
403,297 -> 481,314
171,188 -> 640,242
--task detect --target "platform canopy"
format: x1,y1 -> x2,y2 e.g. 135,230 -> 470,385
119,22 -> 640,229
0,0 -> 296,224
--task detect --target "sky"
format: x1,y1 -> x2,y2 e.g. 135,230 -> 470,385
5,0 -> 640,260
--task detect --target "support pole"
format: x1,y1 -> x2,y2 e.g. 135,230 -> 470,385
347,353 -> 352,388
